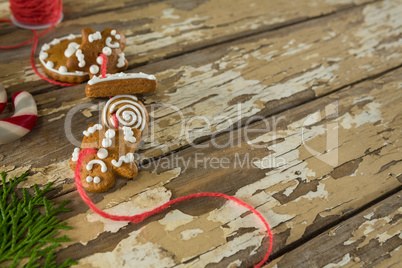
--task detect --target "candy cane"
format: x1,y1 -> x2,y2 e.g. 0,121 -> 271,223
0,84 -> 38,144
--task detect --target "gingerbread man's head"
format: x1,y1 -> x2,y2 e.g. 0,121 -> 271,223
66,27 -> 128,78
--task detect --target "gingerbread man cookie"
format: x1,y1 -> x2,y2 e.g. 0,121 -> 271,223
66,27 -> 128,78
39,34 -> 89,83
70,123 -> 142,193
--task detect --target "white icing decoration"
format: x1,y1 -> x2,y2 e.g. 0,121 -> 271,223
88,31 -> 102,42
117,53 -> 125,68
111,30 -> 116,35
86,159 -> 107,173
89,65 -> 99,74
115,34 -> 121,40
96,56 -> 103,65
76,49 -> 85,68
42,44 -> 50,51
102,95 -> 146,131
97,148 -> 108,159
105,129 -> 115,138
106,37 -> 119,48
102,47 -> 112,56
122,126 -> 136,143
39,51 -> 48,60
64,42 -> 80,58
111,153 -> 135,167
67,34 -> 76,40
88,72 -> 156,85
102,138 -> 112,148
86,176 -> 93,182
45,61 -> 54,68
72,148 -> 80,162
83,124 -> 103,136
39,34 -> 88,77
93,177 -> 101,183
51,38 -> 60,45
58,66 -> 68,73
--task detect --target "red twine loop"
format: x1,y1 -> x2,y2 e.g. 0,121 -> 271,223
75,148 -> 273,267
0,0 -> 77,86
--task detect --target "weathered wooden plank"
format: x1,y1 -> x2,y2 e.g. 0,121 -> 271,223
264,191 -> 402,268
0,0 -> 377,94
1,0 -> 401,194
50,64 -> 402,266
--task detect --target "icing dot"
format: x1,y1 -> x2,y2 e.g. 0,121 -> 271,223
42,44 -> 50,51
89,65 -> 100,74
93,177 -> 101,183
39,51 -> 48,60
68,34 -> 76,40
102,138 -> 112,148
97,148 -> 108,159
45,61 -> 54,68
102,47 -> 112,56
86,176 -> 93,182
59,66 -> 68,73
115,34 -> 121,40
96,56 -> 103,65
111,30 -> 116,35
105,129 -> 116,138
117,53 -> 125,68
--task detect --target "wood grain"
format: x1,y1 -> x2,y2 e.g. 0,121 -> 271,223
1,0 -> 401,194
0,0 -> 377,94
49,64 -> 402,266
265,191 -> 402,268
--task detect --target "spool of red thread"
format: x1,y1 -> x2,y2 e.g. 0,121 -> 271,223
9,0 -> 63,29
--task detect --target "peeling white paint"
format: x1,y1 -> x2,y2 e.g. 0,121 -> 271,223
180,228 -> 204,241
78,229 -> 176,268
364,212 -> 375,220
159,210 -> 194,231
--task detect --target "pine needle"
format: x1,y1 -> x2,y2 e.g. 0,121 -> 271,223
0,172 -> 77,268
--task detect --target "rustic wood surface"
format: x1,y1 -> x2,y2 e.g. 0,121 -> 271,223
0,0 -> 401,267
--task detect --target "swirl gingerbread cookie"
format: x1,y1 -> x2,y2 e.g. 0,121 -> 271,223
102,95 -> 149,134
39,34 -> 89,83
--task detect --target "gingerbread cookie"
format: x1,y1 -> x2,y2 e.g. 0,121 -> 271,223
70,123 -> 142,193
39,34 -> 89,83
102,95 -> 149,133
66,27 -> 128,78
85,72 -> 157,97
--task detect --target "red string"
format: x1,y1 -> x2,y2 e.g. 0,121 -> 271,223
0,0 -> 78,87
10,0 -> 61,25
100,53 -> 108,79
75,148 -> 273,267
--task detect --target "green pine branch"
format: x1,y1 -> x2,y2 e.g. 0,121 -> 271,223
0,172 -> 77,268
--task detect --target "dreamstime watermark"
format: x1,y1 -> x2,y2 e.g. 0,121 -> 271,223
63,99 -> 339,170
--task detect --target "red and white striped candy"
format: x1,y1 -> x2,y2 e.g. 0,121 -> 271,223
0,84 -> 38,144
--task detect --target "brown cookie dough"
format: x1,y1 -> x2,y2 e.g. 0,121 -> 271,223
39,34 -> 89,83
69,123 -> 141,193
85,72 -> 157,97
101,95 -> 149,134
66,27 -> 128,78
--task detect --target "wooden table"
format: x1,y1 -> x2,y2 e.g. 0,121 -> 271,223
1,0 -> 401,267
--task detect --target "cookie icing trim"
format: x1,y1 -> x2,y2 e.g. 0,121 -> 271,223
86,159 -> 107,173
88,72 -> 156,85
39,34 -> 88,77
111,153 -> 135,167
